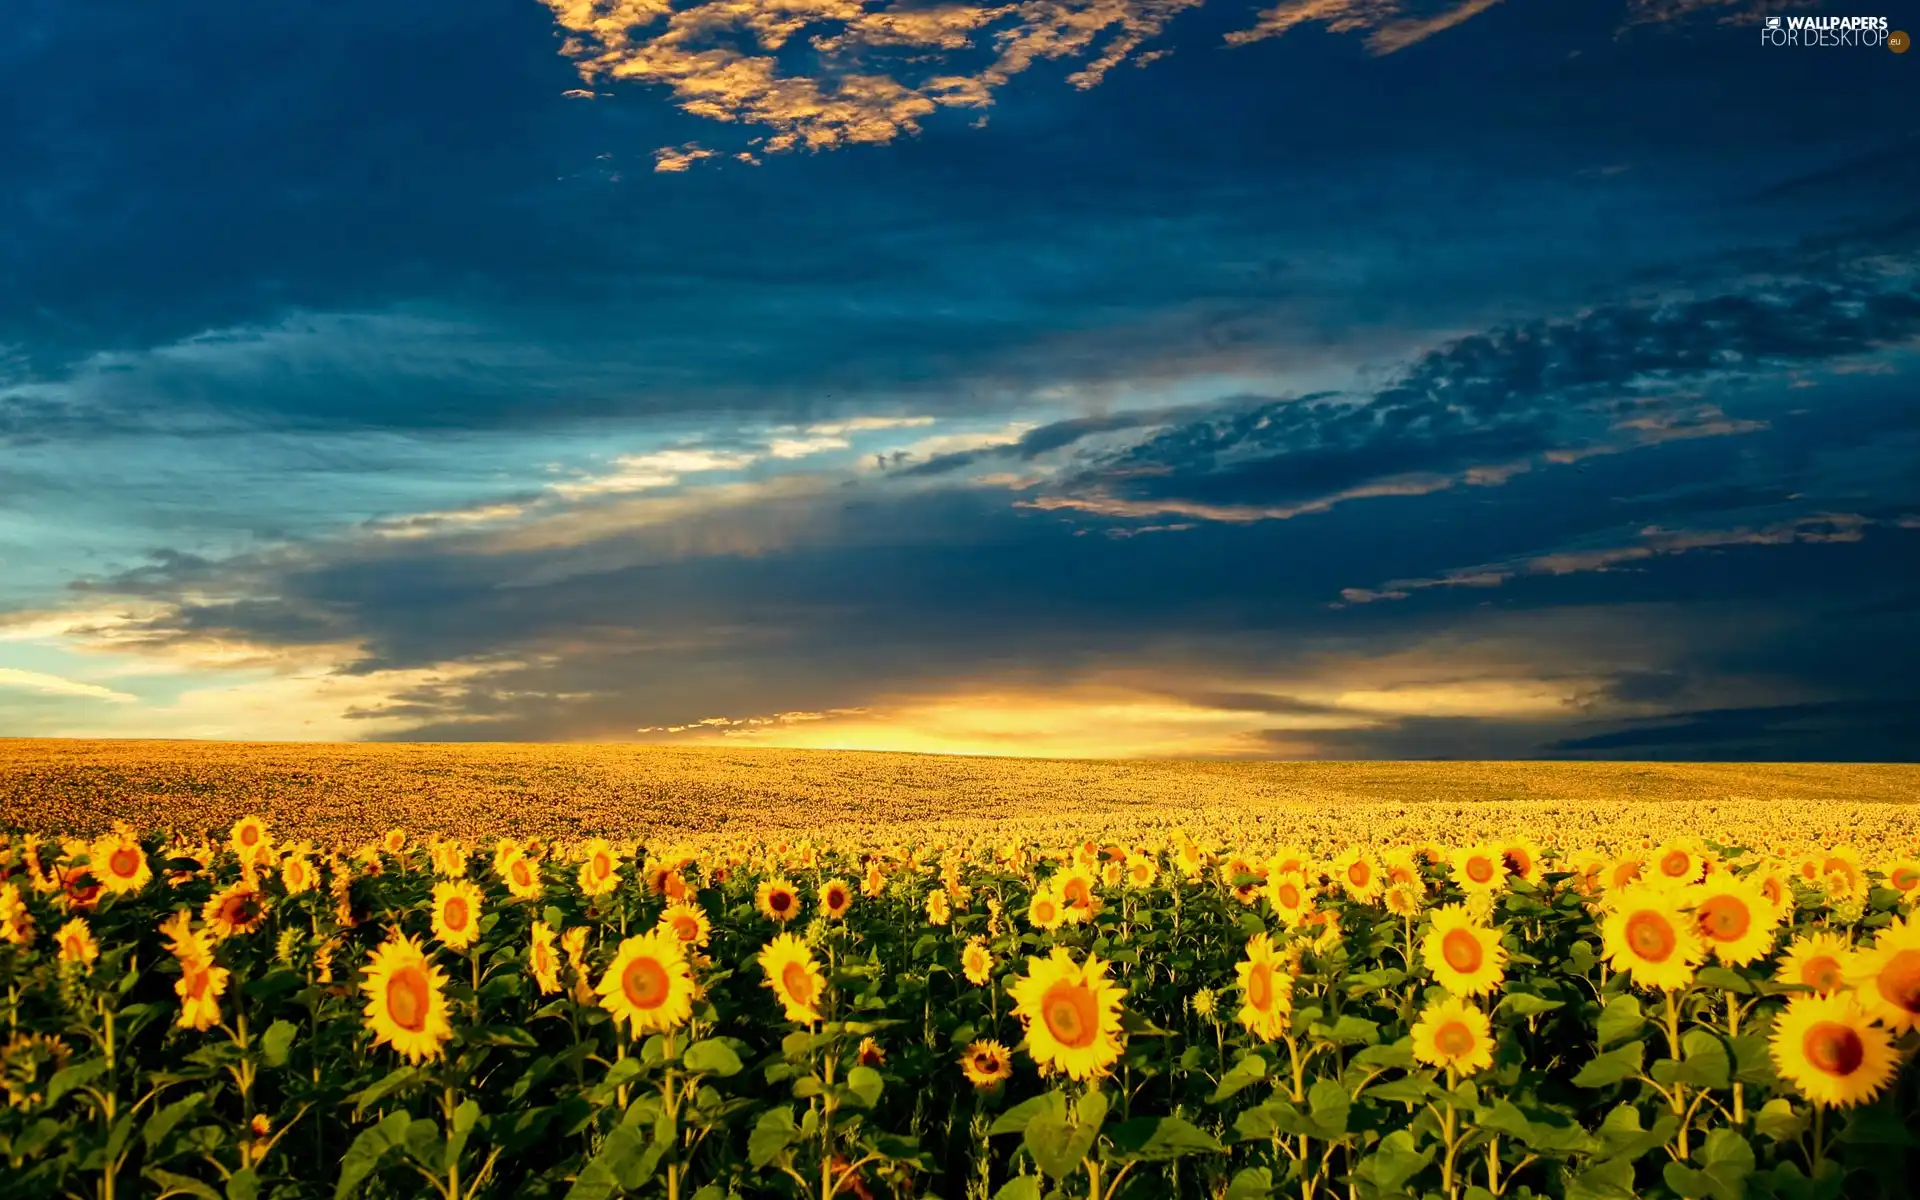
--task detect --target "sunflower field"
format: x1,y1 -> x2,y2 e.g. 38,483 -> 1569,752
3,818 -> 1918,1200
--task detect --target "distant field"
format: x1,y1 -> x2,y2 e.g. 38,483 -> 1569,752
2,738 -> 1915,849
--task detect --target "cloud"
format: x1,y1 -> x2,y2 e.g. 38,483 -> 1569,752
1224,0 -> 1507,54
0,667 -> 136,703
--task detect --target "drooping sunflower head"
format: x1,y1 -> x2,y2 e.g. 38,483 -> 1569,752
1776,930 -> 1853,996
359,936 -> 452,1064
1846,914 -> 1920,1032
202,881 -> 269,940
1600,886 -> 1705,991
1684,875 -> 1781,967
758,932 -> 826,1024
595,928 -> 695,1036
430,880 -> 484,951
1498,840 -> 1543,885
1420,904 -> 1508,998
1008,947 -> 1126,1081
856,1037 -> 887,1068
174,960 -> 231,1033
658,902 -> 712,949
757,878 -> 802,923
55,917 -> 98,970
819,879 -> 853,920
925,888 -> 952,926
1770,992 -> 1899,1107
959,1039 -> 1013,1089
527,921 -> 562,995
1410,995 -> 1494,1076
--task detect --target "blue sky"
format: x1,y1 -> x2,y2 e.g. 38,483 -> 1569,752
2,0 -> 1916,757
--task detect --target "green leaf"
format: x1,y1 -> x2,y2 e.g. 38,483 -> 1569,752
567,1124 -> 647,1200
1351,1039 -> 1415,1070
846,1065 -> 884,1109
1566,1158 -> 1637,1200
1475,1100 -> 1533,1143
1755,1098 -> 1808,1143
1834,1101 -> 1918,1147
748,1106 -> 799,1169
350,1068 -> 421,1114
142,1091 -> 209,1155
683,1039 -> 743,1078
1024,1109 -> 1101,1180
1573,1042 -> 1644,1088
1307,1078 -> 1350,1137
445,1099 -> 480,1172
1595,995 -> 1644,1048
992,1177 -> 1044,1200
1359,1129 -> 1433,1193
1104,1116 -> 1224,1161
1662,1129 -> 1754,1200
1209,1054 -> 1267,1103
1676,1029 -> 1731,1088
1075,1088 -> 1109,1134
1594,1103 -> 1677,1163
45,1057 -> 108,1106
144,1169 -> 224,1200
1314,1015 -> 1379,1046
260,1021 -> 298,1069
990,1092 -> 1065,1136
334,1111 -> 411,1200
225,1168 -> 259,1200
1365,1077 -> 1436,1106
1694,967 -> 1752,993
1496,992 -> 1565,1018
243,969 -> 302,999
1224,1167 -> 1273,1200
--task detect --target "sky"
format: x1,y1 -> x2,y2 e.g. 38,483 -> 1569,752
2,0 -> 1917,759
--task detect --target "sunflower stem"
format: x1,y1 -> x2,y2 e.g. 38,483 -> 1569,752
1725,988 -> 1744,1124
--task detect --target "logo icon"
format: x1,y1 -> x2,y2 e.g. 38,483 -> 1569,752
1892,29 -> 1910,51
1766,16 -> 1781,29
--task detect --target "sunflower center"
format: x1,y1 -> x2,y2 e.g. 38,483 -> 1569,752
1821,857 -> 1854,886
1802,1021 -> 1865,1076
1501,851 -> 1528,876
974,1052 -> 995,1072
1878,949 -> 1920,1013
1696,895 -> 1750,942
1347,862 -> 1370,887
1893,867 -> 1919,892
185,968 -> 211,1000
239,826 -> 259,847
512,862 -> 533,886
386,966 -> 431,1032
592,854 -> 611,877
827,887 -> 845,909
1625,911 -> 1675,962
1276,883 -> 1301,908
109,847 -> 141,879
224,893 -> 261,926
1248,963 -> 1273,1011
444,897 -> 470,931
1466,858 -> 1494,884
1803,956 -> 1842,992
1041,981 -> 1100,1049
1435,1020 -> 1475,1058
1660,851 -> 1691,878
781,961 -> 816,1007
1064,880 -> 1090,907
621,955 -> 670,1010
1442,928 -> 1484,974
771,891 -> 793,913
672,916 -> 699,942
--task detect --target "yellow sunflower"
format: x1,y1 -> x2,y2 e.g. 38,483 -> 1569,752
1411,995 -> 1495,1076
360,936 -> 453,1064
1770,993 -> 1899,1107
202,880 -> 269,939
90,830 -> 150,895
1385,881 -> 1425,918
960,1039 -> 1014,1088
1331,848 -> 1384,904
1126,856 -> 1159,889
1846,914 -> 1920,1032
759,932 -> 827,1024
1776,930 -> 1853,995
1,883 -> 35,947
596,929 -> 695,1036
1008,947 -> 1126,1081
527,921 -> 562,994
1498,840 -> 1544,886
819,878 -> 854,920
1684,875 -> 1780,967
1603,854 -> 1647,893
1814,848 -> 1866,901
1055,867 -> 1100,924
576,838 -> 620,898
658,902 -> 711,949
429,839 -> 467,878
1420,904 -> 1508,997
1265,871 -> 1315,928
499,850 -> 544,900
856,1037 -> 886,1067
430,880 -> 484,951
1649,840 -> 1705,890
1881,858 -> 1920,899
1451,845 -> 1505,895
754,878 -> 800,923
1027,886 -> 1066,932
229,816 -> 273,867
55,917 -> 98,970
962,936 -> 994,987
1234,933 -> 1294,1042
1756,869 -> 1796,919
1601,886 -> 1705,991
861,861 -> 887,899
382,828 -> 408,857
175,961 -> 230,1032
280,853 -> 317,896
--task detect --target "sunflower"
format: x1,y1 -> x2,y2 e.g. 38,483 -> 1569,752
819,878 -> 854,919
1126,856 -> 1158,889
230,816 -> 273,867
90,830 -> 150,895
854,1037 -> 887,1068
1776,931 -> 1853,995
577,838 -> 620,898
1756,869 -> 1795,919
1649,840 -> 1705,890
55,917 -> 98,970
561,925 -> 589,970
360,936 -> 453,1064
1384,881 -> 1424,918
1685,875 -> 1780,966
382,829 -> 408,857
1265,871 -> 1315,928
1881,858 -> 1920,898
203,880 -> 270,939
1814,848 -> 1866,901
175,960 -> 230,1032
1421,905 -> 1508,997
1,1032 -> 72,1109
1498,840 -> 1544,886
1565,850 -> 1607,899
759,932 -> 827,1024
658,902 -> 711,949
527,921 -> 562,994
1055,867 -> 1100,924
1451,845 -> 1505,895
1601,886 -> 1705,991
1331,848 -> 1384,904
1846,914 -> 1920,1032
962,936 -> 994,987
0,883 -> 33,947
1602,855 -> 1647,893
499,851 -> 543,901
280,853 -> 317,896
1234,933 -> 1294,1042
756,878 -> 802,923
1381,849 -> 1423,891
1770,993 -> 1899,1107
860,861 -> 887,898
960,1039 -> 1014,1088
1027,886 -> 1066,931
430,880 -> 484,951
1009,947 -> 1126,1081
1174,837 -> 1209,881
429,839 -> 467,878
1411,995 -> 1495,1077
925,888 -> 952,926
596,929 -> 695,1035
